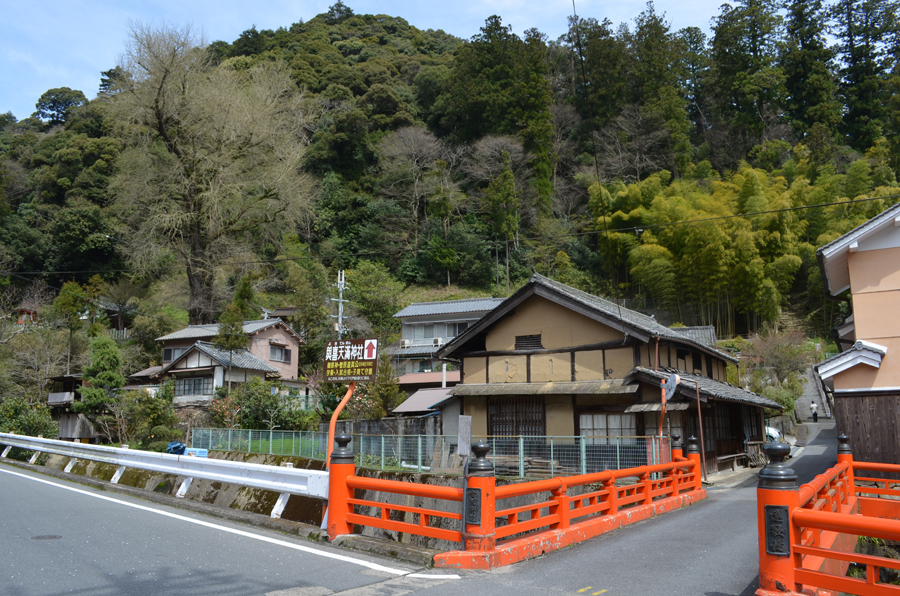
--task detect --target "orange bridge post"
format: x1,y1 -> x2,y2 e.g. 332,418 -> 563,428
669,433 -> 682,497
327,433 -> 355,540
465,441 -> 497,554
836,433 -> 854,499
685,436 -> 703,491
756,442 -> 802,595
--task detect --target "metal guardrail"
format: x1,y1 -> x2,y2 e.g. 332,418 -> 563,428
0,432 -> 329,519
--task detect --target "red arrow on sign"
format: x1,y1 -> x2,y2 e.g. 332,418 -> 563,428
364,339 -> 378,359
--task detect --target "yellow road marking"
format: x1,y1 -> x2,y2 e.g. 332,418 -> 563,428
577,589 -> 592,593
592,591 -> 607,595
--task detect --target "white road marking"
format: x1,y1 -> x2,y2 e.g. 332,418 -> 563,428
0,466 -> 460,579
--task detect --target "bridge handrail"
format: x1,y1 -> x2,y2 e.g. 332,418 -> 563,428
0,432 -> 329,499
793,508 -> 900,543
756,435 -> 900,596
327,435 -> 704,564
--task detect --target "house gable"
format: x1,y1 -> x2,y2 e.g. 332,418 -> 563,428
818,202 -> 900,296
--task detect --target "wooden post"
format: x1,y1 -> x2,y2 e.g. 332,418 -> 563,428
756,442 -> 802,594
465,441 -> 496,552
327,433 -> 355,540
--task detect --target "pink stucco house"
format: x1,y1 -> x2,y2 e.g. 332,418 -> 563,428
815,202 -> 900,464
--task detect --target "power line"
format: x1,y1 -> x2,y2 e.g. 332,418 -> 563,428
5,193 -> 898,278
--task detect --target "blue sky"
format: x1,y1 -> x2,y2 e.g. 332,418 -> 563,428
1,0 -> 726,122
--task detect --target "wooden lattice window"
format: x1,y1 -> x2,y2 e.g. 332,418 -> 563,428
488,396 -> 545,436
515,334 -> 543,350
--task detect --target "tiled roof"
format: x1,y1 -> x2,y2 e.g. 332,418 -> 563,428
671,326 -> 718,348
156,319 -> 285,341
193,342 -> 278,373
129,365 -> 162,379
630,366 -> 783,410
158,341 -> 278,375
394,297 -> 505,318
814,339 -> 887,382
529,274 -> 736,361
383,344 -> 442,356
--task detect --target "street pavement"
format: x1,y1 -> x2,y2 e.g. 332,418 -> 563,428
1,421 -> 840,595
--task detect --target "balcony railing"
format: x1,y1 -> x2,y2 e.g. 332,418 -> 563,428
47,391 -> 75,405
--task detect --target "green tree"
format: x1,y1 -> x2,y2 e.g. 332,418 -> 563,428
710,0 -> 785,146
832,0 -> 894,150
73,334 -> 126,441
782,0 -> 841,137
32,87 -> 87,126
345,261 -> 403,336
440,16 -> 554,207
130,382 -> 182,450
484,153 -> 520,294
210,377 -> 288,429
213,303 -> 247,396
50,281 -> 87,374
567,16 -> 630,128
0,397 -> 57,459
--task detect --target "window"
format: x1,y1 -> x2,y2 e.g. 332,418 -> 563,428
515,334 -> 543,350
270,346 -> 292,363
579,413 -> 637,445
488,397 -> 545,436
691,351 -> 703,373
715,404 -> 734,440
413,324 -> 434,340
447,321 -> 469,337
162,347 -> 187,362
174,377 -> 213,397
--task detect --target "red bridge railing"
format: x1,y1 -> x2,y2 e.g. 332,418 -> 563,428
757,435 -> 900,596
326,433 -> 706,569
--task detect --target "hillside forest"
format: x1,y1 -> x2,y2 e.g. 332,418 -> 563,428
1,1 -> 898,428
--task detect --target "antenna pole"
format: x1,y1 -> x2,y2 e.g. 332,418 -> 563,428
330,270 -> 348,339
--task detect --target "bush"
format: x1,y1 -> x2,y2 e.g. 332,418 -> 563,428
0,397 -> 58,461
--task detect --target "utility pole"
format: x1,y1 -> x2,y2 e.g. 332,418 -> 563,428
331,270 -> 349,339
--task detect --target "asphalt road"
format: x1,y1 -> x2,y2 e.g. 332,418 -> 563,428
1,423 -> 839,596
0,465 -> 460,596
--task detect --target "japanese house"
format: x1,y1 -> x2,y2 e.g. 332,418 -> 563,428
47,374 -> 95,442
435,273 -> 781,475
154,318 -> 305,407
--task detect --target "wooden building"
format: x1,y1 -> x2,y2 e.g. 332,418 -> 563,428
815,202 -> 900,464
47,374 -> 96,442
436,273 -> 781,475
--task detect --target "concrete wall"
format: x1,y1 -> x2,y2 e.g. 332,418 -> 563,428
322,416 -> 443,437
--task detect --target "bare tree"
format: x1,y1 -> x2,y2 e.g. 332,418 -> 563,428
108,22 -> 314,324
377,126 -> 443,256
11,327 -> 70,404
595,104 -> 669,182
